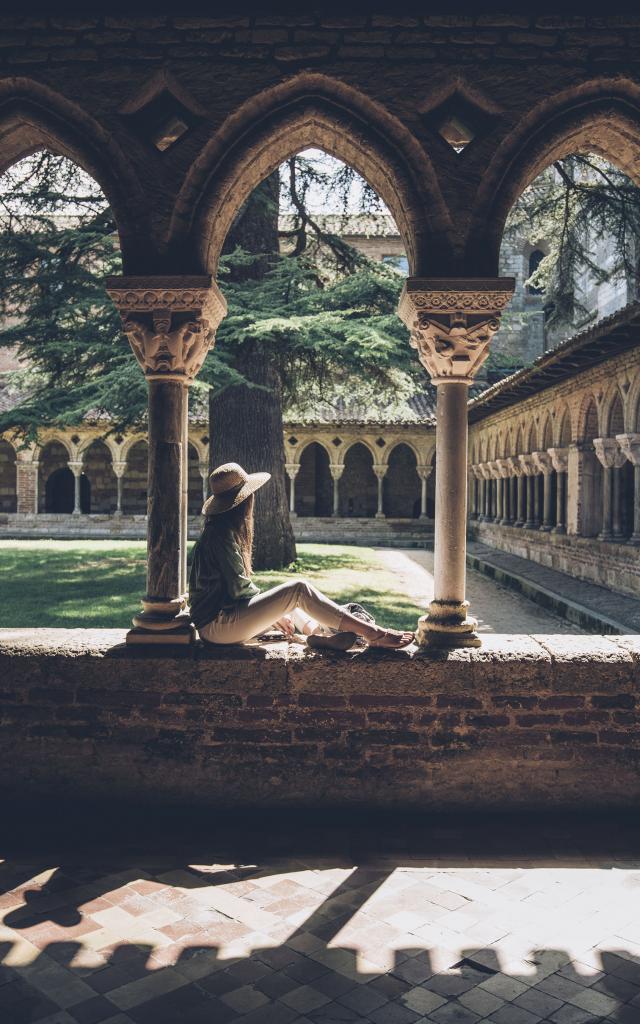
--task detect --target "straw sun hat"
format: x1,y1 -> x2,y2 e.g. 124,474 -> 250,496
202,462 -> 270,516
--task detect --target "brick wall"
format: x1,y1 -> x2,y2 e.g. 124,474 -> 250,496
0,630 -> 638,810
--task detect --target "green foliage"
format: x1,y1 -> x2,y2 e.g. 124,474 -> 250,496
505,153 -> 640,328
200,245 -> 419,412
0,149 -> 418,440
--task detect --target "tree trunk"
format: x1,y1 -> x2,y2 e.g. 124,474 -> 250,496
209,172 -> 296,569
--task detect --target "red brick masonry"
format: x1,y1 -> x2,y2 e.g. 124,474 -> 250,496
0,630 -> 638,810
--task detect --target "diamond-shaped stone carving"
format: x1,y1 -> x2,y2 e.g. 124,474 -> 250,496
422,86 -> 499,155
120,71 -> 205,153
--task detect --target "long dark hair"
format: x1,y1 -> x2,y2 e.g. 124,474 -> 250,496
207,493 -> 254,576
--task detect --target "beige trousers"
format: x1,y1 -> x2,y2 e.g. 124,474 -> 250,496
199,579 -> 346,645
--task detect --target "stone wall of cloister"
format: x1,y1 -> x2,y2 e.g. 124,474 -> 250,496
468,308 -> 640,598
0,420 -> 437,539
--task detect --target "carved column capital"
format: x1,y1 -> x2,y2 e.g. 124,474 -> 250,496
112,460 -> 127,479
593,437 -> 626,469
532,451 -> 554,476
329,464 -> 345,481
507,456 -> 523,477
417,465 -> 433,481
616,433 -> 640,466
373,464 -> 388,480
67,460 -> 84,478
548,447 -> 569,473
398,277 -> 514,384
106,275 -> 227,384
285,463 -> 301,480
495,458 -> 511,478
518,454 -> 535,477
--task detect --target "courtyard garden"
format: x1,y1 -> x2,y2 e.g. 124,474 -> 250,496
0,539 -> 422,630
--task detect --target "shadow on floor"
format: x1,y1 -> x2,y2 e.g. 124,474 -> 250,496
1,808 -> 640,1022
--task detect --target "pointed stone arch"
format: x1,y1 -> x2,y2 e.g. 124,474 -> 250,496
171,73 -> 451,277
469,81 -> 640,274
0,78 -> 146,268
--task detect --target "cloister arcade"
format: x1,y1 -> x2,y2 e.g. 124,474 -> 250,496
0,19 -> 639,646
468,304 -> 640,599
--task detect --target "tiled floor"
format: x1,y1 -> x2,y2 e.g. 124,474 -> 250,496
1,819 -> 639,1023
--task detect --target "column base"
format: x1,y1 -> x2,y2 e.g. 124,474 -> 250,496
514,520 -> 524,528
539,524 -> 553,532
598,532 -> 613,542
126,623 -> 195,645
375,512 -> 386,520
551,525 -> 566,535
289,512 -> 298,519
524,520 -> 536,530
129,597 -> 194,644
417,600 -> 481,649
627,534 -> 640,546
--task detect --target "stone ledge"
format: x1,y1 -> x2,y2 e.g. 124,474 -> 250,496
1,629 -> 639,811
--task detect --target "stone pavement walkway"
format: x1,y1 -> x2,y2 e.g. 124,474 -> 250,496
467,543 -> 640,635
374,548 -> 586,634
1,817 -> 639,1024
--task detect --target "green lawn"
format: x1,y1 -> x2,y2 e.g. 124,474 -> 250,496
0,540 -> 422,630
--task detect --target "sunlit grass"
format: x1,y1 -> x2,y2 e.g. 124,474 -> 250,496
0,540 -> 422,630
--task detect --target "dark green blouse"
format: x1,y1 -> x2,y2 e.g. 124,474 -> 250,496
188,521 -> 259,628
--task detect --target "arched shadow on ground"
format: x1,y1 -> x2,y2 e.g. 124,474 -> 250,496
1,813 -> 640,1022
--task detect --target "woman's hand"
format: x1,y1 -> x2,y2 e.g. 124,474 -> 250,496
274,615 -> 295,637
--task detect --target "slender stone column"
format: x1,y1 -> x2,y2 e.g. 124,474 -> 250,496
330,464 -> 344,517
199,462 -> 209,506
68,461 -> 84,515
112,460 -> 127,516
107,275 -> 226,643
496,460 -> 510,524
285,463 -> 300,517
507,457 -> 523,527
418,466 -> 433,519
373,464 -> 388,518
509,475 -> 517,525
593,438 -> 625,543
549,448 -> 569,534
533,452 -> 554,530
616,434 -> 640,544
612,466 -> 625,539
469,466 -> 479,520
399,276 -> 514,648
518,455 -> 536,528
16,453 -> 39,514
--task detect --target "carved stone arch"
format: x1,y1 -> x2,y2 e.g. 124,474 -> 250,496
187,435 -> 208,465
469,82 -> 640,274
578,393 -> 600,441
0,433 -> 17,455
555,405 -> 572,446
628,377 -> 640,433
524,419 -> 537,454
120,434 -> 148,464
38,432 -> 74,461
0,78 -> 147,269
342,437 -> 378,464
514,424 -> 525,455
540,412 -> 553,450
295,436 -> 335,467
381,438 -> 421,467
603,385 -> 626,437
171,73 -> 451,277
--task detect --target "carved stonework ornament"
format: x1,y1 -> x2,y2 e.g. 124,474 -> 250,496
593,437 -> 626,470
107,276 -> 227,383
398,278 -> 514,384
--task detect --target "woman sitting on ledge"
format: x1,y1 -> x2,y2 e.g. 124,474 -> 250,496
188,463 -> 414,650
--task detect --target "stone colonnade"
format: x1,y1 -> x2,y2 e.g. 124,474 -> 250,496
102,275 -> 513,648
283,428 -> 435,521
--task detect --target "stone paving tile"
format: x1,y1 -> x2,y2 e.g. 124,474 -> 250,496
2,833 -> 640,1023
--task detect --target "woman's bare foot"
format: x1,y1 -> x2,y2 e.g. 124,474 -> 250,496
367,628 -> 415,649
